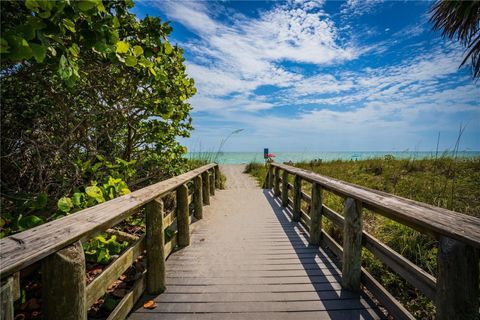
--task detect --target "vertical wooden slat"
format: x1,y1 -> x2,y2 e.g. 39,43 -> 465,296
342,197 -> 363,292
209,169 -> 215,196
436,236 -> 479,320
146,198 -> 165,294
281,170 -> 289,207
309,183 -> 323,245
274,167 -> 280,196
193,175 -> 203,219
177,184 -> 190,247
293,175 -> 302,221
214,165 -> 221,189
0,277 -> 14,320
202,171 -> 210,205
267,165 -> 274,189
42,241 -> 86,320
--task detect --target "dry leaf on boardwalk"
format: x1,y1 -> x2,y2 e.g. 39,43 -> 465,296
143,300 -> 157,309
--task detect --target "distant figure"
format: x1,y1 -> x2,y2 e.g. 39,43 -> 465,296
284,160 -> 293,165
265,153 -> 276,163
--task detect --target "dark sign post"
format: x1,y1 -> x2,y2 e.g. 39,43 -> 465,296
264,148 -> 269,159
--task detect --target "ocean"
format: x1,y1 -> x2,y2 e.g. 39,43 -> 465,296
188,151 -> 480,164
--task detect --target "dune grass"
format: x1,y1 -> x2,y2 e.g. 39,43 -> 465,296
245,156 -> 480,319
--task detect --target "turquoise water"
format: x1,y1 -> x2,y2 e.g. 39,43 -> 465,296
188,151 -> 480,164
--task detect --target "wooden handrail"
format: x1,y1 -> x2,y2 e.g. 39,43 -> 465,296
0,163 -> 219,319
271,162 -> 480,248
0,163 -> 217,278
268,162 -> 480,320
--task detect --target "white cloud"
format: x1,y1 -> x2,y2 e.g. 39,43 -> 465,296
155,0 -> 359,112
341,0 -> 384,16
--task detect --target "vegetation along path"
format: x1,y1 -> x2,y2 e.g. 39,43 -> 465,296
129,164 -> 383,319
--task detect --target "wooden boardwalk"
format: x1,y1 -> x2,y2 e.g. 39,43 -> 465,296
129,165 -> 384,320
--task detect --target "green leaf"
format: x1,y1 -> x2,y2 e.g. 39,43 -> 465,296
33,192 -> 48,209
0,38 -> 10,54
133,45 -> 143,57
103,295 -> 118,311
62,18 -> 76,33
85,186 -> 105,203
69,43 -> 80,57
125,55 -> 137,67
112,16 -> 120,28
25,0 -> 39,10
72,192 -> 85,207
18,215 -> 44,230
30,43 -> 47,63
8,36 -> 32,60
77,0 -> 97,11
115,41 -> 129,54
58,197 -> 74,213
164,42 -> 172,55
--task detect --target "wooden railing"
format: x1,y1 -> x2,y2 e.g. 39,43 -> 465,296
0,163 -> 221,320
267,163 -> 480,320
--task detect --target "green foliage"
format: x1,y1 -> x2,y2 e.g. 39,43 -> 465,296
0,174 -> 131,238
1,0 -> 196,225
83,234 -> 129,265
0,0 -> 179,86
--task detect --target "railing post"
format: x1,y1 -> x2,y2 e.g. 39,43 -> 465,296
436,236 -> 479,320
1,273 -> 19,320
293,175 -> 302,221
214,165 -> 221,189
267,165 -> 274,189
193,175 -> 203,219
202,171 -> 210,205
209,169 -> 215,196
145,198 -> 165,294
42,241 -> 86,320
273,167 -> 280,196
309,183 -> 323,245
177,184 -> 190,247
281,170 -> 289,206
342,197 -> 363,292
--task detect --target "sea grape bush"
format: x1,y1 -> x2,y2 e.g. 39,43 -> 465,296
83,234 -> 129,265
1,0 -> 197,232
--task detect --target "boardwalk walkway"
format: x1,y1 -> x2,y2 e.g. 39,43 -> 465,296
129,165 -> 384,320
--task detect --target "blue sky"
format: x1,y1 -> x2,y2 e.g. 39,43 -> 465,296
133,0 -> 480,152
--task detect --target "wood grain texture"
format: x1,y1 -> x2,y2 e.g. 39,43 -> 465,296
176,184 -> 190,247
42,241 -> 86,320
210,169 -> 216,196
281,170 -> 289,206
193,175 -> 203,219
274,167 -> 280,196
146,198 -> 165,294
0,277 -> 14,320
342,198 -> 363,292
309,183 -> 323,246
271,163 -> 480,248
202,171 -> 210,205
129,165 -> 384,320
436,236 -> 479,320
0,164 -> 217,278
293,175 -> 302,222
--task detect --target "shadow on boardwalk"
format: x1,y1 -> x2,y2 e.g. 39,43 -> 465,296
262,189 -> 384,320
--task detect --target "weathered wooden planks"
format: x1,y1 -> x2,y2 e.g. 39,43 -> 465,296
146,198 -> 165,295
42,241 -> 86,320
0,164 -> 217,278
129,165 -> 383,320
